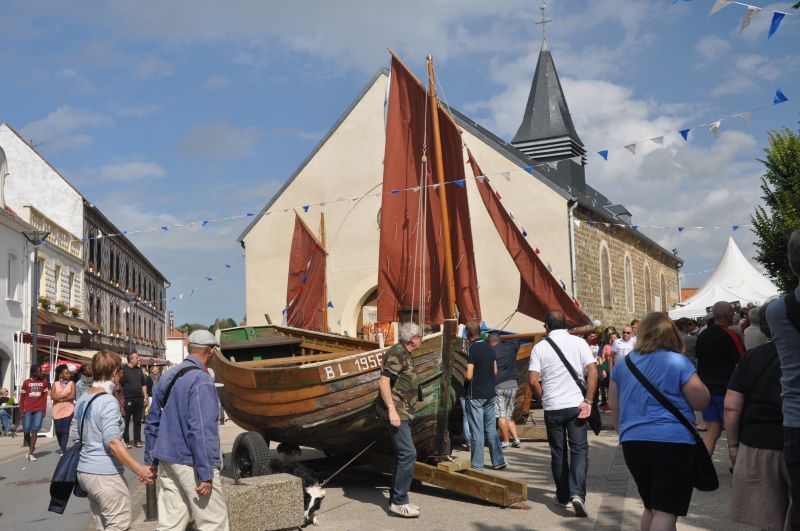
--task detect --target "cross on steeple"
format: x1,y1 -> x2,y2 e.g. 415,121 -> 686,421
535,2 -> 552,42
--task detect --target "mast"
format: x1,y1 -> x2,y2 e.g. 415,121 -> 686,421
320,212 -> 328,333
426,56 -> 457,320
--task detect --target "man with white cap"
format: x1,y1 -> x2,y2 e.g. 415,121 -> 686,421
144,330 -> 229,530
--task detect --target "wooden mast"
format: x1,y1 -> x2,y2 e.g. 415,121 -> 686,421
320,212 -> 328,333
426,56 -> 457,320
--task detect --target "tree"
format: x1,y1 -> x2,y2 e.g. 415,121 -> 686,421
752,124 -> 800,292
208,317 -> 238,332
179,323 -> 209,334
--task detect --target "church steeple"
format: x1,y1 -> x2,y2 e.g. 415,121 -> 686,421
512,3 -> 587,192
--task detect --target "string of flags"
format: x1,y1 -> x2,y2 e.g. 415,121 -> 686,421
673,0 -> 794,39
595,88 -> 788,161
167,254 -> 244,304
574,219 -> 754,233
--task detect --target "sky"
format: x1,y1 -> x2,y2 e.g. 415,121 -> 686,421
1,0 -> 798,324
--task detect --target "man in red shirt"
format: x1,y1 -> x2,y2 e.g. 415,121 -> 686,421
20,365 -> 50,461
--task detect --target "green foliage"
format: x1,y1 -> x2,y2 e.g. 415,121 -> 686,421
208,317 -> 238,332
179,323 -> 209,334
752,125 -> 800,292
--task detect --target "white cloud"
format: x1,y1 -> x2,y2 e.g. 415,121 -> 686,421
20,106 -> 112,153
133,56 -> 174,80
711,53 -> 797,96
54,68 -> 97,93
115,104 -> 161,118
695,35 -> 731,63
204,75 -> 233,89
85,161 -> 167,182
177,122 -> 263,161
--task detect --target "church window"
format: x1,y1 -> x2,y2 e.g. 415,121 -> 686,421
600,243 -> 612,308
644,265 -> 652,313
624,255 -> 634,313
660,273 -> 667,311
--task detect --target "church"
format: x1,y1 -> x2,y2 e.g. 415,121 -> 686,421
239,39 -> 682,337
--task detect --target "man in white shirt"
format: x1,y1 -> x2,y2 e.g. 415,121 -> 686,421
529,310 -> 598,518
611,326 -> 636,363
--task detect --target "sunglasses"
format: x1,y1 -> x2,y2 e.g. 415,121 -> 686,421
623,331 -> 632,335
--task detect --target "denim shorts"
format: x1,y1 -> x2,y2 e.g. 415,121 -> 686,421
23,411 -> 44,433
702,394 -> 725,422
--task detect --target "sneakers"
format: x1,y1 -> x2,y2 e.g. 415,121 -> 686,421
488,462 -> 507,471
389,503 -> 420,518
26,453 -> 36,462
571,496 -> 587,517
552,496 -> 570,508
511,439 -> 522,448
500,442 -> 511,449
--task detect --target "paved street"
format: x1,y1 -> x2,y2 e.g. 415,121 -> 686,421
0,415 -> 760,531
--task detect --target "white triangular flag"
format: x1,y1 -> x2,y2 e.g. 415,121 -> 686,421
624,143 -> 637,155
432,184 -> 440,190
508,210 -> 516,220
78,329 -> 83,334
739,6 -> 760,32
650,136 -> 664,145
571,156 -> 583,164
573,219 -> 581,228
737,112 -> 752,125
709,0 -> 732,15
708,120 -> 721,137
501,171 -> 511,182
547,161 -> 558,170
97,230 -> 103,239
68,325 -> 74,331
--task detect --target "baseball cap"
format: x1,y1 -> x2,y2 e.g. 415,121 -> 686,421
188,330 -> 221,349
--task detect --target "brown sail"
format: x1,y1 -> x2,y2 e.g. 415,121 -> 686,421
285,213 -> 327,332
377,54 -> 480,324
467,151 -> 589,327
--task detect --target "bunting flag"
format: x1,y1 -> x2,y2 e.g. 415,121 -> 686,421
650,136 -> 664,145
736,112 -> 752,125
598,150 -> 609,160
774,89 -> 788,105
680,128 -> 690,141
769,12 -> 786,38
739,5 -> 761,32
704,0 -> 793,39
624,144 -> 637,155
708,120 -> 722,137
709,0 -> 731,15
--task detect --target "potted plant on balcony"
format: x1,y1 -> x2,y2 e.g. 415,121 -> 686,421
70,306 -> 81,318
54,301 -> 67,314
38,296 -> 51,310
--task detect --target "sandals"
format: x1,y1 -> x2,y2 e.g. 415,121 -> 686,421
125,443 -> 132,449
135,442 -> 143,448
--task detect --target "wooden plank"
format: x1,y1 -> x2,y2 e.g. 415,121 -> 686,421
436,460 -> 469,473
462,469 -> 527,498
516,424 -> 548,442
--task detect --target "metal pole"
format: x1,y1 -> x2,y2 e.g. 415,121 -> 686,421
128,299 -> 133,355
31,245 -> 39,368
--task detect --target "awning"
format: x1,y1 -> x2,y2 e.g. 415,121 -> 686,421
56,348 -> 99,363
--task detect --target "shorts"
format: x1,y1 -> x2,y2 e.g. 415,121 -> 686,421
731,443 -> 791,530
702,394 -> 725,422
23,411 -> 44,433
622,440 -> 696,516
495,386 -> 516,419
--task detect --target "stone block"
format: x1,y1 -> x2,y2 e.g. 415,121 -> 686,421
225,473 -> 304,531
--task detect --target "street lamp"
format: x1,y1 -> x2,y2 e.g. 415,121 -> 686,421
126,293 -> 135,356
22,230 -> 50,367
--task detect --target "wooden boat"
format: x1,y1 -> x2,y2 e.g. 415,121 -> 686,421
216,51 -> 590,475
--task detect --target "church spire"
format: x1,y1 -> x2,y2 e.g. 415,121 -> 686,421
512,2 -> 586,192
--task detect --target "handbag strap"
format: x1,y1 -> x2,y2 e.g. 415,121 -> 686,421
624,355 -> 701,443
78,392 -> 107,444
544,336 -> 587,396
785,292 -> 800,334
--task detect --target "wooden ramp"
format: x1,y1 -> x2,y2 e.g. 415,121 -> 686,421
368,454 -> 527,507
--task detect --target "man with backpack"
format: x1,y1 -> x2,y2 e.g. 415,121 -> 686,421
144,330 -> 229,530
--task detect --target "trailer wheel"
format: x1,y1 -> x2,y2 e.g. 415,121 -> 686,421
232,431 -> 271,481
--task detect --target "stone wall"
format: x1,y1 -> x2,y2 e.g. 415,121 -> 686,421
573,208 -> 681,329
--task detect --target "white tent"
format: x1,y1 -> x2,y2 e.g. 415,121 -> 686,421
669,236 -> 780,319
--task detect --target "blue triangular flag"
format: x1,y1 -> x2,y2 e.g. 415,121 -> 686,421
161,226 -> 169,231
454,179 -> 465,188
768,12 -> 786,39
774,89 -> 788,105
523,166 -> 533,174
327,301 -> 334,308
201,220 -> 209,227
205,277 -> 213,282
631,225 -> 639,231
677,227 -> 685,233
597,150 -> 609,160
679,129 -> 690,141
588,221 -> 596,228
522,230 -> 528,237
301,274 -> 308,284
225,264 -> 231,268
281,308 -> 286,316
302,205 -> 310,212
391,189 -> 399,195
732,225 -> 740,232
246,212 -> 254,217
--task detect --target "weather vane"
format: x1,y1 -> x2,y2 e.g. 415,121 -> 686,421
535,2 -> 552,42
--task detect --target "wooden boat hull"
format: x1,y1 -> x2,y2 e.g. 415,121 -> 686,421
215,325 -> 469,458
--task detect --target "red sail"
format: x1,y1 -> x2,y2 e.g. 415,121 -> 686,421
286,213 -> 327,332
377,55 -> 480,324
467,151 -> 590,327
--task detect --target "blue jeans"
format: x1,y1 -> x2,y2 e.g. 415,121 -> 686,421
459,396 -> 472,447
0,410 -> 11,432
386,421 -> 416,505
54,414 -> 73,450
466,397 -> 505,469
544,407 -> 588,502
23,411 -> 44,433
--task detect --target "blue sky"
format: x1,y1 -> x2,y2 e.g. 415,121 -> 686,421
1,1 -> 797,324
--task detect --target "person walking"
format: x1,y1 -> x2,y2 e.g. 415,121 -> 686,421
51,364 -> 76,454
767,230 -> 800,528
743,305 -> 768,351
75,363 -> 93,401
376,322 -> 423,518
465,322 -> 506,471
74,350 -> 154,531
529,310 -> 597,517
0,388 -> 13,435
120,351 -> 148,448
144,330 -> 229,530
612,326 -> 636,363
488,333 -> 522,449
696,300 -> 744,455
20,365 -> 49,461
609,312 -> 710,531
145,365 -> 161,410
725,302 -> 791,531
598,327 -> 618,410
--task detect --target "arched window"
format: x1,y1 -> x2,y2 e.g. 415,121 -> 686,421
600,243 -> 612,308
0,147 -> 7,207
660,273 -> 667,311
624,255 -> 634,313
644,264 -> 652,313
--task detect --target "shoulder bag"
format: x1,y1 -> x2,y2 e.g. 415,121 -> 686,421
48,392 -> 107,514
544,337 -> 602,435
624,355 -> 719,491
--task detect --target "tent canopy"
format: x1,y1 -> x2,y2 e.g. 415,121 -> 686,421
669,237 -> 779,319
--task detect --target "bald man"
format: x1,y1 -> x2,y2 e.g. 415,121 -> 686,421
696,300 -> 745,455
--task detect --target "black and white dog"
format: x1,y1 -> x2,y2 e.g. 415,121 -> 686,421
270,459 -> 326,527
